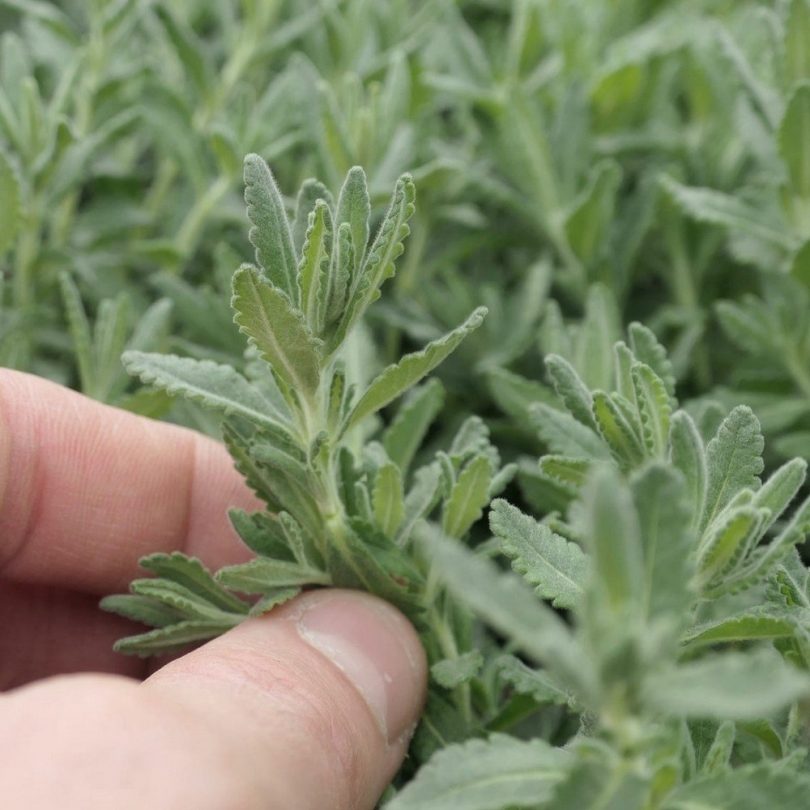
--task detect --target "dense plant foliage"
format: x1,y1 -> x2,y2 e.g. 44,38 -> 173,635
4,0 -> 810,807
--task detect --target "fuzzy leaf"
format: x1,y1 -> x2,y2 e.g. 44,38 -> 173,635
496,655 -> 570,705
545,354 -> 595,428
122,351 -> 287,433
345,307 -> 486,430
644,650 -> 810,719
592,391 -> 645,466
682,609 -> 797,648
779,82 -> 810,199
243,153 -> 298,301
373,462 -> 405,538
139,553 -> 248,614
216,558 -> 330,593
631,362 -> 671,456
113,621 -> 229,657
382,379 -> 444,474
431,650 -> 484,689
386,735 -> 569,810
530,403 -> 609,459
298,199 -> 332,333
231,265 -> 321,397
336,165 -> 370,271
490,499 -> 588,610
700,406 -> 764,533
442,455 -> 493,538
669,411 -> 708,528
751,458 -> 807,535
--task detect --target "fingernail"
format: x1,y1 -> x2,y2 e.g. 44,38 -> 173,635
294,590 -> 426,745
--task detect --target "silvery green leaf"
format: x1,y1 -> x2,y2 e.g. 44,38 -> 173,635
669,411 -> 707,527
644,649 -> 810,719
243,153 -> 299,302
345,307 -> 486,431
631,463 -> 692,623
122,351 -> 289,434
297,199 -> 332,333
592,390 -> 645,466
336,165 -> 370,271
530,403 -> 609,459
373,462 -> 405,538
112,621 -> 231,657
700,406 -> 764,534
631,362 -> 671,456
216,558 -> 330,593
420,523 -> 590,695
231,264 -> 321,398
386,734 -> 569,810
751,458 -> 807,534
431,650 -> 483,689
490,498 -> 588,610
442,455 -> 493,538
382,379 -> 444,474
545,353 -> 595,429
682,608 -> 797,648
496,654 -> 570,706
662,763 -> 810,809
292,177 -> 334,256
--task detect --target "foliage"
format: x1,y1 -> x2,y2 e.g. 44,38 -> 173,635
3,0 -> 810,807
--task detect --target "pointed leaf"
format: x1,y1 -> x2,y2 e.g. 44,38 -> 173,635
122,351 -> 287,433
243,153 -> 298,301
442,455 -> 493,539
386,735 -> 569,810
490,499 -> 589,610
345,308 -> 486,430
231,265 -> 321,397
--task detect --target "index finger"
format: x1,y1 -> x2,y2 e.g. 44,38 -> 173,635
0,370 -> 259,593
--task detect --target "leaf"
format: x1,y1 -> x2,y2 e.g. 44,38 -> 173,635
216,558 -> 330,593
431,650 -> 484,689
373,462 -> 405,538
382,379 -> 444,474
231,264 -> 321,397
697,507 -> 765,589
122,351 -> 287,433
336,165 -> 370,271
779,82 -> 810,199
662,763 -> 810,809
99,594 -> 185,628
490,499 -> 589,610
243,153 -> 298,302
138,552 -> 248,614
538,456 -> 591,490
0,146 -> 20,260
752,458 -> 807,534
702,721 -> 735,774
345,307 -> 486,430
628,322 -> 676,401
496,655 -> 570,706
397,462 -> 442,542
564,159 -> 621,264
631,362 -> 671,456
442,455 -> 493,538
682,609 -> 797,648
339,174 -> 415,339
660,176 -> 794,249
59,272 -> 94,394
578,466 -> 643,614
700,406 -> 764,533
644,649 -> 810,719
298,199 -> 332,333
530,403 -> 609,459
545,354 -> 595,428
292,177 -> 334,256
786,0 -> 810,84
113,621 -> 229,657
129,578 -> 244,624
386,734 -> 569,810
669,411 -> 707,527
153,6 -> 212,97
631,464 -> 693,623
419,524 -> 589,693
592,391 -> 645,466
548,756 -> 649,810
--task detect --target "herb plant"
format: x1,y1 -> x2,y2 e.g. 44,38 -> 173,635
3,1 -> 810,808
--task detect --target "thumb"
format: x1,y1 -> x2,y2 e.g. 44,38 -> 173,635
0,589 -> 427,810
147,588 -> 427,808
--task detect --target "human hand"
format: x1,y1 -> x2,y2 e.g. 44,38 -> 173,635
0,370 -> 427,809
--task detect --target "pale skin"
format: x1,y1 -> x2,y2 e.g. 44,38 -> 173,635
0,369 -> 427,809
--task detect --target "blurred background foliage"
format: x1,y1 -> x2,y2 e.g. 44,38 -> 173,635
0,0 -> 809,463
